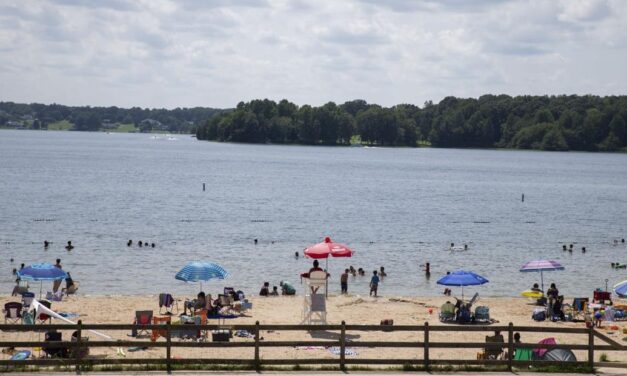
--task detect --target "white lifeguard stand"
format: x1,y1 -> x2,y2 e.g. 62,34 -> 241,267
302,271 -> 327,325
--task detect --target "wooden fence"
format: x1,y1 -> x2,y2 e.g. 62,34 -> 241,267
0,321 -> 625,372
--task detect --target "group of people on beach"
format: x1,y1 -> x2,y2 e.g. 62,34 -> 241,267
11,258 -> 77,297
259,280 -> 296,296
127,240 -> 156,248
294,260 -> 387,297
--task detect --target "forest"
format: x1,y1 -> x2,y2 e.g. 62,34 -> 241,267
2,95 -> 626,151
196,95 -> 627,151
0,102 -> 221,133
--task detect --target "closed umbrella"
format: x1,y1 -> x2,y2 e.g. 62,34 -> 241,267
175,261 -> 229,292
519,260 -> 564,292
436,270 -> 489,300
17,263 -> 68,298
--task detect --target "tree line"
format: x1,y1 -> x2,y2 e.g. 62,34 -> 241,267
0,101 -> 222,133
196,95 -> 627,151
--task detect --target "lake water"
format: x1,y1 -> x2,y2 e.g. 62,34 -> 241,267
1,130 -> 626,297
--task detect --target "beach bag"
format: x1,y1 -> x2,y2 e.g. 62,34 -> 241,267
532,308 -> 546,321
380,319 -> 394,331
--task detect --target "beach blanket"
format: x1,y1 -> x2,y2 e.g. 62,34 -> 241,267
328,346 -> 358,356
10,350 -> 31,360
58,312 -> 79,318
234,330 -> 254,338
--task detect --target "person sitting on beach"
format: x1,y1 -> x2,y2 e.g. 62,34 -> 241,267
65,241 -> 74,250
270,286 -> 279,296
280,280 -> 296,295
443,288 -> 452,296
62,272 -> 78,294
370,270 -> 380,297
259,282 -> 270,296
552,296 -> 565,321
300,260 -> 329,279
184,292 -> 206,315
531,283 -> 542,293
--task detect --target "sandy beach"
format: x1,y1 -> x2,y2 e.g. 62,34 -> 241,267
1,293 -> 626,366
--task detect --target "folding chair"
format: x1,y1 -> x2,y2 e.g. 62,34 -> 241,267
563,297 -> 588,321
483,333 -> 505,360
3,302 -> 23,324
474,306 -> 490,323
37,300 -> 52,324
439,302 -> 456,322
158,293 -> 179,314
134,310 -> 153,337
43,331 -> 67,358
21,292 -> 35,310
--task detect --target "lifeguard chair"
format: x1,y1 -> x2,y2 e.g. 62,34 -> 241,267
302,271 -> 327,325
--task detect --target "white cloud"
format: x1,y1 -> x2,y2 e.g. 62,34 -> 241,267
0,0 -> 626,108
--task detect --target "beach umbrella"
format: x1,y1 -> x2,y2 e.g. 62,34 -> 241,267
436,270 -> 489,300
17,263 -> 68,298
614,280 -> 627,298
519,260 -> 564,292
303,237 -> 354,297
175,261 -> 228,291
304,237 -> 354,259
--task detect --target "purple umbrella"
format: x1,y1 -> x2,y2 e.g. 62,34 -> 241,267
519,260 -> 564,292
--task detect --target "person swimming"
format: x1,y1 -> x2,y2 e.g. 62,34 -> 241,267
151,243 -> 155,248
127,240 -> 132,247
44,240 -> 49,248
294,251 -> 299,258
65,241 -> 74,250
138,241 -> 143,247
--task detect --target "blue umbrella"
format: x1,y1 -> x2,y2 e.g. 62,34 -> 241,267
17,263 -> 68,281
437,270 -> 489,300
17,263 -> 68,298
175,261 -> 228,291
614,280 -> 627,298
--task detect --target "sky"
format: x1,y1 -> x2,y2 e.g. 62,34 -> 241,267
1,0 -> 626,109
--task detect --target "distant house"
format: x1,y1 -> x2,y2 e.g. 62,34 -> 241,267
139,118 -> 165,132
7,120 -> 24,129
101,120 -> 119,130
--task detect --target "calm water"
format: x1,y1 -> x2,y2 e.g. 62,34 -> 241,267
1,130 -> 626,297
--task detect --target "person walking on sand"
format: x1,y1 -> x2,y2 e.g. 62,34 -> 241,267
52,259 -> 63,293
340,269 -> 349,294
370,270 -> 380,297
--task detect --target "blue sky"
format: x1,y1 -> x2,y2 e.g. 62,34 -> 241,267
0,0 -> 626,108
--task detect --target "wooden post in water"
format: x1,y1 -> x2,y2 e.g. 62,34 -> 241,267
423,322 -> 430,370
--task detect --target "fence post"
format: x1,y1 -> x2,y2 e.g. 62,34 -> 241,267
340,320 -> 346,371
507,322 -> 513,371
166,321 -> 172,374
588,326 -> 594,369
75,320 -> 82,374
423,322 -> 429,370
254,321 -> 261,371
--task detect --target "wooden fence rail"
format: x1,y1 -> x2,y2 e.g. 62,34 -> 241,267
1,321 -> 625,372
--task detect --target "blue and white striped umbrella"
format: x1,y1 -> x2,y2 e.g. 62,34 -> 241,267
175,261 -> 229,283
614,280 -> 627,298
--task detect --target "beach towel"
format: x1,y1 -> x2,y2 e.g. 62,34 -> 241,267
10,350 -> 31,361
328,346 -> 358,356
514,348 -> 533,361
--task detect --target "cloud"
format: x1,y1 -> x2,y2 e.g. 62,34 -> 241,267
0,0 -> 626,108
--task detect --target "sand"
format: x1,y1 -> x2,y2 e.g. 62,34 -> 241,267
1,293 -> 626,366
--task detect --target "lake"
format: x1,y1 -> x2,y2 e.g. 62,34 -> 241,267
1,130 -> 626,297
